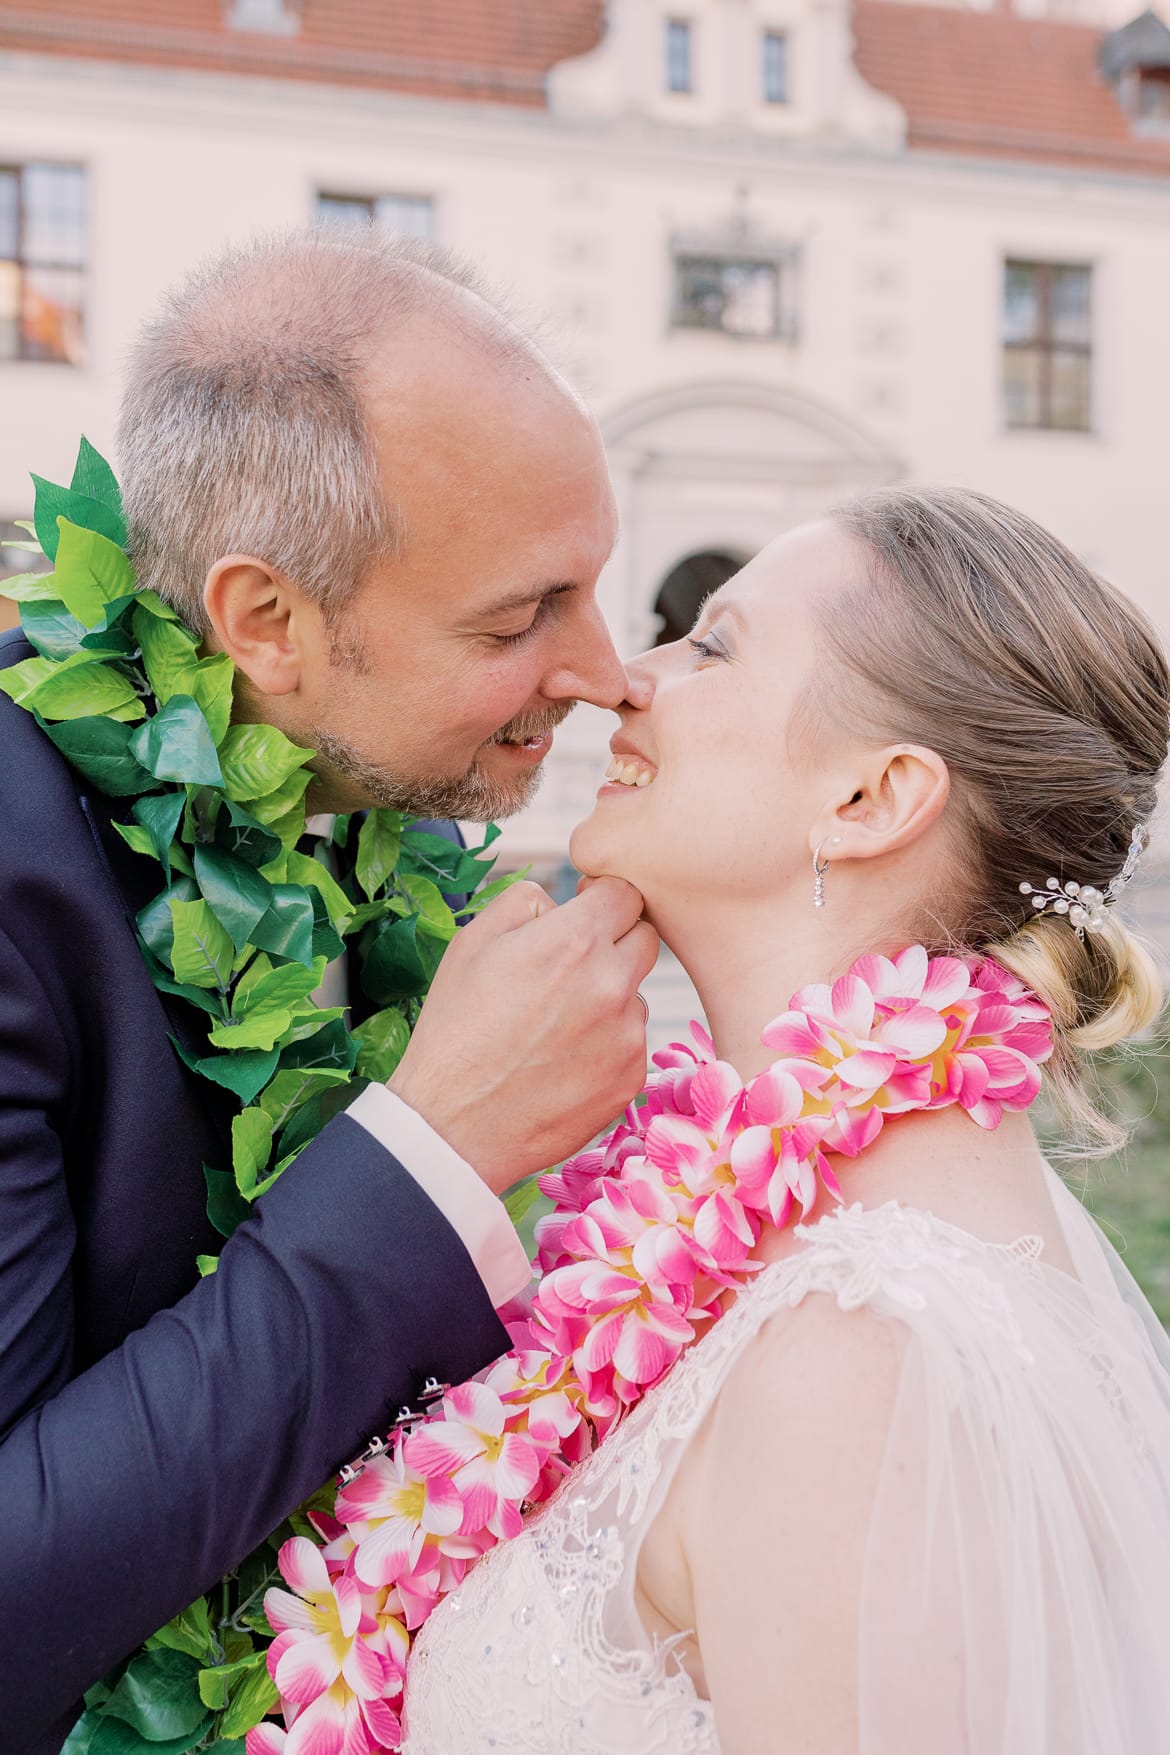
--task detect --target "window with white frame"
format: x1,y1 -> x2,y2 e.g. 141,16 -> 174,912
0,163 -> 86,365
317,191 -> 435,241
763,31 -> 789,104
666,19 -> 693,93
672,247 -> 797,340
1003,260 -> 1092,431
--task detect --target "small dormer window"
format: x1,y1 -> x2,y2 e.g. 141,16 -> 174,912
1137,66 -> 1170,120
666,20 -> 693,94
224,0 -> 300,36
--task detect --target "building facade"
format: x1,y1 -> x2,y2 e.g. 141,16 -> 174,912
2,0 -> 1170,909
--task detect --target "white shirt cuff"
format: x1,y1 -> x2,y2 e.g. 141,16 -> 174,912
345,1083 -> 533,1309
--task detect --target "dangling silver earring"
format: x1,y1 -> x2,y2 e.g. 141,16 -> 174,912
812,837 -> 841,909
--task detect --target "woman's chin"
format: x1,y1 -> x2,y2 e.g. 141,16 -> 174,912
569,813 -> 635,885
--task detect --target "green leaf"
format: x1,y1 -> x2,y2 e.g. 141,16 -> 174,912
197,1650 -> 262,1713
113,822 -> 155,859
218,1656 -> 280,1738
32,478 -> 126,562
353,1007 -> 411,1082
285,848 -> 353,934
61,1708 -> 100,1753
204,1163 -> 252,1239
131,696 -> 224,787
88,1718 -> 212,1755
137,877 -> 199,967
137,935 -> 223,1016
277,1017 -> 357,1076
193,844 -> 274,952
398,872 -> 457,942
206,1007 -> 292,1053
2,569 -> 63,601
99,1647 -> 207,1741
233,954 -> 323,1016
39,713 -> 163,797
19,597 -> 89,660
250,884 -> 316,968
169,898 -> 234,990
196,1254 -> 219,1277
309,887 -> 346,964
134,612 -> 234,744
232,1107 -> 275,1197
360,913 -> 429,1005
503,1174 -> 547,1228
147,1597 -> 213,1664
356,808 -> 403,900
0,646 -> 144,722
213,797 -> 282,870
276,1078 -> 364,1158
132,790 -> 186,880
237,764 -> 312,827
217,722 -> 314,802
71,436 -> 124,516
171,1039 -> 279,1106
53,519 -> 135,628
260,1066 -> 350,1133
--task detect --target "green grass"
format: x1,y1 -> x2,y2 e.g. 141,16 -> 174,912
1041,1048 -> 1170,1324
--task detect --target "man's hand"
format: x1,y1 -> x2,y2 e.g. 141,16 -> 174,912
388,877 -> 659,1191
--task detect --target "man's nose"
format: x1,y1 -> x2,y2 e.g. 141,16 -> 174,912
542,603 -> 631,710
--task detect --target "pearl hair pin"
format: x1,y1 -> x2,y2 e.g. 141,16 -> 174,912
1019,823 -> 1149,940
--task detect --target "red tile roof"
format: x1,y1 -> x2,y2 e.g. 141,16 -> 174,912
0,0 -> 1167,179
853,0 -> 1170,178
0,0 -> 603,106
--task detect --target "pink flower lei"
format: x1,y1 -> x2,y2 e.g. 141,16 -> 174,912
247,946 -> 1052,1755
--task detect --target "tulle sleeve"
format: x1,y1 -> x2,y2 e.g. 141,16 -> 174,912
855,1168 -> 1170,1755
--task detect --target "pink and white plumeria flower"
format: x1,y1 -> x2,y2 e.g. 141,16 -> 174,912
254,949 -> 1053,1755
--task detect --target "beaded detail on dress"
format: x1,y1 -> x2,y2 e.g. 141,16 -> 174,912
401,1200 -> 1046,1754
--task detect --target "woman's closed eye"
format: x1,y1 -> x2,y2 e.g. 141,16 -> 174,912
687,633 -> 731,663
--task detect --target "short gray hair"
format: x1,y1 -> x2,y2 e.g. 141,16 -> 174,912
117,226 -> 544,629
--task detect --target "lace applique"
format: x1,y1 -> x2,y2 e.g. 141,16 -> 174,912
402,1201 -> 1045,1754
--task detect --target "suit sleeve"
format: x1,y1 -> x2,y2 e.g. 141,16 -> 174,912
0,922 -> 511,1750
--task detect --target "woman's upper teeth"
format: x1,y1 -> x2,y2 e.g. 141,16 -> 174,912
605,755 -> 657,787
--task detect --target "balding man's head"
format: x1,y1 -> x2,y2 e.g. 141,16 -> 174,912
117,226 -> 569,628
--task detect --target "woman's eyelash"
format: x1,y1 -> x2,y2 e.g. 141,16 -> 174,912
687,635 -> 726,661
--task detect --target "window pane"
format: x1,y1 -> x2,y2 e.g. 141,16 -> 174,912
21,265 -> 85,364
666,20 -> 692,93
317,194 -> 375,229
1004,345 -> 1044,427
0,171 -> 18,260
0,260 -> 18,361
721,263 -> 779,336
1049,348 -> 1091,430
22,164 -> 85,267
1051,266 -> 1091,345
763,31 -> 788,104
373,194 -> 434,240
674,256 -> 779,336
1003,263 -> 1041,344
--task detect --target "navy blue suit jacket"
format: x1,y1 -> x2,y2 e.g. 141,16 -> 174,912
0,628 -> 511,1753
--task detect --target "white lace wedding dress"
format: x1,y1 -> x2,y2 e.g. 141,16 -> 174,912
402,1164 -> 1170,1753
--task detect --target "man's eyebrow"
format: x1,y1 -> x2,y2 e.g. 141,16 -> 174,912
475,580 -> 577,619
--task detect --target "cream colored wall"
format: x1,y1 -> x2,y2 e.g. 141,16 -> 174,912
2,24 -> 1170,866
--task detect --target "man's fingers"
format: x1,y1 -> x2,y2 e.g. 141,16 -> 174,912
466,879 -> 555,937
560,874 -> 646,941
618,919 -> 660,986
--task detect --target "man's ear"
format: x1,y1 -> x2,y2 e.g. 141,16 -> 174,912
203,555 -> 317,697
810,744 -> 950,863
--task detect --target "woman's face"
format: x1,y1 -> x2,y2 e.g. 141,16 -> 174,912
570,520 -> 870,919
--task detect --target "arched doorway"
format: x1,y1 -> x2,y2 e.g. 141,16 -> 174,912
653,550 -> 745,645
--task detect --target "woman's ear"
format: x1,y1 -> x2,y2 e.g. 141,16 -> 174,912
811,744 -> 950,863
203,555 -> 314,697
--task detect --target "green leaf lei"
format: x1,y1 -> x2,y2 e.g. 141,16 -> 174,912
3,441 -> 526,1751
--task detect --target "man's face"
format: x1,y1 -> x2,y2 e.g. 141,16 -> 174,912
287,318 -> 625,820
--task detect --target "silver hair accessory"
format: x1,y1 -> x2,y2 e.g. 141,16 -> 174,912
1018,823 -> 1149,940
